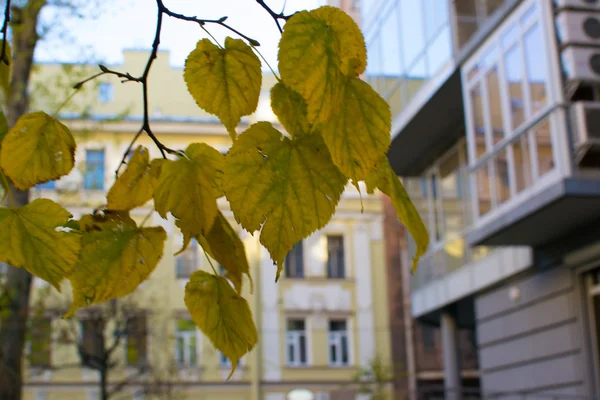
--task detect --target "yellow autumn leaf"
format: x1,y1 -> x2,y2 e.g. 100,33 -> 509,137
278,6 -> 366,125
0,42 -> 10,102
0,111 -> 7,198
184,271 -> 257,378
65,211 -> 166,317
0,199 -> 80,290
365,158 -> 429,273
154,143 -> 224,241
184,37 -> 262,140
223,122 -> 347,278
196,211 -> 251,294
321,77 -> 391,182
107,146 -> 163,211
270,82 -> 310,136
0,111 -> 76,190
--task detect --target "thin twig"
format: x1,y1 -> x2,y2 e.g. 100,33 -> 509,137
115,128 -> 143,177
255,0 -> 292,34
159,0 -> 261,46
0,0 -> 10,65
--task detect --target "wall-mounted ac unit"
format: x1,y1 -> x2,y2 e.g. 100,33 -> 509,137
561,46 -> 600,82
570,101 -> 600,168
556,11 -> 600,46
555,0 -> 600,11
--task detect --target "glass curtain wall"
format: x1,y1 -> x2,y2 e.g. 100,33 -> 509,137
463,0 -> 559,223
406,140 -> 494,290
363,0 -> 453,117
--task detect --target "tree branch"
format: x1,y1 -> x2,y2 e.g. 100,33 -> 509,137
1,0 -> 10,65
158,0 -> 260,46
255,0 -> 292,34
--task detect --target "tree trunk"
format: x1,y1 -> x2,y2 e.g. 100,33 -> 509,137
0,2 -> 46,399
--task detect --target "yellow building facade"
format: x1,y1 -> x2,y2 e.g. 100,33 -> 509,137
18,49 -> 393,400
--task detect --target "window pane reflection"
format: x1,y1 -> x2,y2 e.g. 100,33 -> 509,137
470,85 -> 486,158
381,6 -> 402,77
407,58 -> 427,99
532,118 -> 554,177
366,36 -> 382,93
486,67 -> 504,145
523,24 -> 547,116
427,26 -> 452,75
400,0 -> 425,68
510,135 -> 532,194
494,150 -> 511,205
475,164 -> 492,216
425,0 -> 449,40
504,45 -> 525,129
440,152 -> 465,240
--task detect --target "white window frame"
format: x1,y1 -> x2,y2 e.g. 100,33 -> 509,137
175,321 -> 197,368
328,320 -> 351,367
461,0 -> 567,228
286,319 -> 309,367
326,235 -> 346,279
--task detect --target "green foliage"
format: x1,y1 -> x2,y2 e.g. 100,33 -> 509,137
0,4 -> 429,378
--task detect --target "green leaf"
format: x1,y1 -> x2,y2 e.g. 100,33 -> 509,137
365,158 -> 429,273
0,42 -> 10,102
197,211 -> 251,294
107,146 -> 163,211
184,37 -> 262,140
64,211 -> 166,317
321,77 -> 391,182
223,122 -> 347,278
154,143 -> 224,242
184,271 -> 257,378
278,6 -> 366,125
0,111 -> 76,190
0,111 -> 8,199
270,82 -> 310,136
0,199 -> 81,290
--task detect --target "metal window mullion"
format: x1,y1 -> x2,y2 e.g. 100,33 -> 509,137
461,68 -> 481,222
497,41 -> 518,199
517,21 -> 540,181
480,71 -> 498,210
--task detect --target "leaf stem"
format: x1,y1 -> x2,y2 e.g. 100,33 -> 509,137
140,209 -> 154,227
52,88 -> 80,118
204,250 -> 218,276
251,45 -> 280,81
1,172 -> 14,208
255,0 -> 292,34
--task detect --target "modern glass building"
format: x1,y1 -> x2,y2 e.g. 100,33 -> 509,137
362,0 -> 600,399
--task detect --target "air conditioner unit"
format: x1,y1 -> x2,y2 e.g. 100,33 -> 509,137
561,46 -> 600,82
554,0 -> 600,11
556,11 -> 600,46
570,101 -> 600,168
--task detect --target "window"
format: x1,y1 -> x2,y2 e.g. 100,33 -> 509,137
125,314 -> 147,367
98,82 -> 114,103
37,181 -> 55,190
175,320 -> 197,367
219,351 -> 231,368
218,351 -> 240,368
463,0 -> 556,220
328,320 -> 349,366
84,149 -> 105,190
81,318 -> 105,366
286,319 -> 307,366
326,236 -> 345,279
176,239 -> 198,279
29,318 -> 52,367
285,241 -> 304,278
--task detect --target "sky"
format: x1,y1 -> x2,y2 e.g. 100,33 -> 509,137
33,0 -> 323,69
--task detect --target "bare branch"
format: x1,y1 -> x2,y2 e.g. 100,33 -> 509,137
255,0 -> 292,34
1,0 -> 10,65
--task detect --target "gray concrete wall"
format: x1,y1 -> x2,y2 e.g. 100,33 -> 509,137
475,266 -> 587,396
